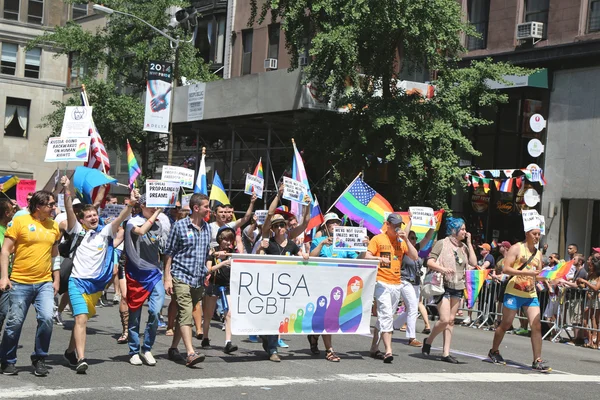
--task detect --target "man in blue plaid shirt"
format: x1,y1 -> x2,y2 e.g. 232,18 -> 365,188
164,193 -> 211,367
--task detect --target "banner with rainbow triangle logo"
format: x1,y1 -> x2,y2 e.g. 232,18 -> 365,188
230,254 -> 378,335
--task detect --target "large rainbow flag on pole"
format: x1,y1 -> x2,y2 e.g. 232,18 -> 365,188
126,140 -> 141,189
539,259 -> 574,281
465,269 -> 490,308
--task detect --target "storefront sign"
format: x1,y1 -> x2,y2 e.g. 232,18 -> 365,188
524,188 -> 540,207
471,187 -> 490,213
187,82 -> 206,121
496,201 -> 514,214
527,139 -> 544,157
529,114 -> 546,133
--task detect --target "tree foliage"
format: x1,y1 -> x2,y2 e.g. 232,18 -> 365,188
250,0 -> 530,210
29,0 -> 216,153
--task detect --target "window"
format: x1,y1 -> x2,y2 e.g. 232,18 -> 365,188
589,0 -> 600,32
68,52 -> 87,87
1,43 -> 17,75
4,97 -> 30,138
24,47 -> 41,78
268,24 -> 280,60
241,29 -> 253,76
214,15 -> 226,64
195,14 -> 226,65
27,0 -> 43,24
525,0 -> 549,39
72,3 -> 87,20
466,0 -> 490,50
3,0 -> 19,21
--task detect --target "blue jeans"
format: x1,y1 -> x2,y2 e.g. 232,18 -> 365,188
260,335 -> 278,355
0,281 -> 54,364
128,280 -> 165,355
0,290 -> 9,331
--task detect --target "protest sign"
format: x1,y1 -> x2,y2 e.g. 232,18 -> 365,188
57,193 -> 65,211
254,209 -> 268,225
100,204 -> 126,220
45,137 -> 91,162
161,165 -> 195,189
60,106 -> 93,138
16,180 -> 36,208
333,227 -> 368,252
145,180 -> 179,208
282,176 -> 308,205
522,209 -> 541,232
230,254 -> 378,335
181,194 -> 192,210
408,206 -> 436,229
244,174 -> 264,199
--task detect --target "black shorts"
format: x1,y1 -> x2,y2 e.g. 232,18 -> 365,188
205,283 -> 230,297
117,250 -> 126,280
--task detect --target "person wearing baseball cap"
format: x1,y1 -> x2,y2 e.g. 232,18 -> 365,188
478,244 -> 495,270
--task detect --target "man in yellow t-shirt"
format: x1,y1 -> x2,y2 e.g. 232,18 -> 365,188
0,191 -> 61,377
365,213 -> 418,364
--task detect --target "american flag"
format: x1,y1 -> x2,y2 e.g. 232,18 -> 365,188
81,90 -> 110,203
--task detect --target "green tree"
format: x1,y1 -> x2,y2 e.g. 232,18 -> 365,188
29,0 -> 216,162
251,0 -> 529,210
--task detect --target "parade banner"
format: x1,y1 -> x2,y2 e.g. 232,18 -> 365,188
145,180 -> 179,208
333,227 -> 368,252
408,206 -> 436,229
161,165 -> 194,189
244,173 -> 264,199
230,254 -> 378,335
44,137 -> 91,162
143,60 -> 173,133
60,106 -> 93,138
282,176 -> 309,205
99,204 -> 125,220
16,179 -> 36,208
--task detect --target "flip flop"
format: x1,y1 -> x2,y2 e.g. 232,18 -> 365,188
369,350 -> 385,360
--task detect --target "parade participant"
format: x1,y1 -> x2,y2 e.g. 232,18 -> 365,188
488,226 -> 551,372
124,195 -> 168,366
422,217 -> 476,364
209,195 -> 256,248
576,259 -> 599,349
0,199 -> 15,333
309,212 -> 367,361
258,213 -> 309,362
202,226 -> 238,354
60,177 -> 138,373
164,194 -> 211,367
0,191 -> 61,376
366,213 -> 418,364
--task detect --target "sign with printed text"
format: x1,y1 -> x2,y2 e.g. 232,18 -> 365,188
57,193 -> 65,211
99,204 -> 125,220
230,254 -> 378,335
143,60 -> 173,133
408,206 -> 436,229
282,176 -> 309,205
161,165 -> 195,189
16,179 -> 36,208
254,209 -> 268,225
333,227 -> 368,252
60,106 -> 93,137
244,174 -> 264,199
187,82 -> 206,121
145,180 -> 179,208
181,194 -> 192,210
522,209 -> 541,232
45,137 -> 91,162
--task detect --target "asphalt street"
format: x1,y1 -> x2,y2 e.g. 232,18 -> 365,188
0,295 -> 598,400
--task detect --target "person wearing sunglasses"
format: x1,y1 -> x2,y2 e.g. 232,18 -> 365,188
422,217 -> 476,364
0,191 -> 62,377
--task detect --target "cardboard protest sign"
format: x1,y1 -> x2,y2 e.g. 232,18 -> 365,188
60,106 -> 93,138
408,206 -> 436,229
45,137 -> 91,162
100,204 -> 126,220
282,176 -> 309,205
57,193 -> 65,211
161,166 -> 195,189
522,209 -> 541,232
16,180 -> 36,208
244,174 -> 264,199
145,180 -> 179,208
254,209 -> 268,225
333,227 -> 368,252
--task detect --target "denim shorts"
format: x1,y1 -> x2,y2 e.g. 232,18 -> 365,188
442,287 -> 464,300
503,294 -> 540,310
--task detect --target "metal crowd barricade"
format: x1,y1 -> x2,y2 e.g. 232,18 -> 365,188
553,287 -> 600,343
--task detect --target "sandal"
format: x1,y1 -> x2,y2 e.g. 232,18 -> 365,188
325,349 -> 340,362
117,332 -> 128,344
383,353 -> 394,363
307,335 -> 320,355
369,350 -> 385,360
422,328 -> 431,334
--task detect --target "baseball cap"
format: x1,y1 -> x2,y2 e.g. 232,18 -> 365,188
386,213 -> 404,226
217,225 -> 236,237
501,241 -> 512,249
479,243 -> 491,251
323,212 -> 342,225
592,247 -> 600,254
72,198 -> 81,206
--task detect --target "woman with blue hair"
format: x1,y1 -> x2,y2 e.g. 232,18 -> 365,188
421,217 -> 477,363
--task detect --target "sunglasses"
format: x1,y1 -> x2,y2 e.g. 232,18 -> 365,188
272,223 -> 287,229
45,202 -> 57,207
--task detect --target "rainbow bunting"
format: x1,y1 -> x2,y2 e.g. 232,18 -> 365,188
538,259 -> 574,281
465,269 -> 490,308
126,140 -> 141,189
253,158 -> 264,180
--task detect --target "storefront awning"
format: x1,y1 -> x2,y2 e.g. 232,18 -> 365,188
485,69 -> 548,90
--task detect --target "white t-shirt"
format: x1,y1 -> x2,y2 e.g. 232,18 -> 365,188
209,221 -> 236,248
70,221 -> 116,279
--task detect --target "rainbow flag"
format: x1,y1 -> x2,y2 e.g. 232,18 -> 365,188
209,170 -> 230,206
0,175 -> 20,192
126,140 -> 141,189
397,210 -> 444,257
253,158 -> 264,179
194,152 -> 207,195
539,259 -> 574,281
291,140 -> 313,218
491,239 -> 498,249
334,177 -> 393,235
465,269 -> 490,308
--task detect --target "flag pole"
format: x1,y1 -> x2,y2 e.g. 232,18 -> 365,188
325,172 -> 362,214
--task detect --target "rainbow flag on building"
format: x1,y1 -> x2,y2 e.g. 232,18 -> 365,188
465,269 -> 490,308
126,140 -> 141,189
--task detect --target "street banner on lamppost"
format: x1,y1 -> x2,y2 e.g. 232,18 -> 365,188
143,60 -> 173,133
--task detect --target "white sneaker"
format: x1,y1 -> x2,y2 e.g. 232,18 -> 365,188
129,354 -> 143,366
140,351 -> 156,366
53,311 -> 64,326
462,317 -> 471,325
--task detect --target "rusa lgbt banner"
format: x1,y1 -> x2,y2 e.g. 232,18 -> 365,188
230,254 -> 378,335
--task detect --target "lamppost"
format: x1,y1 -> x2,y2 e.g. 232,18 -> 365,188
92,4 -> 196,166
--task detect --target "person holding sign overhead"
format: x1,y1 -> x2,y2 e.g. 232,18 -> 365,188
365,213 -> 418,364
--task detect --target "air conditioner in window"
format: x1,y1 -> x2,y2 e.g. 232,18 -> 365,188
516,21 -> 543,42
298,55 -> 308,66
264,58 -> 278,70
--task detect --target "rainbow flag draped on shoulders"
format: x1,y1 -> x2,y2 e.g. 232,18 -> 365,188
71,233 -> 115,295
465,269 -> 490,308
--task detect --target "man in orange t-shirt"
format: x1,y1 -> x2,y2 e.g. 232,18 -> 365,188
365,213 -> 418,363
